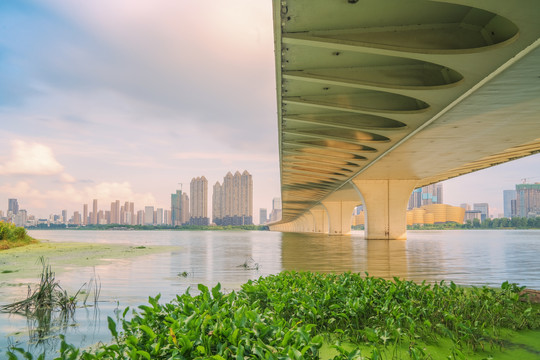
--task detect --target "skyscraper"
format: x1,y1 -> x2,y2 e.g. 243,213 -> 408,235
212,182 -> 223,224
144,206 -> 154,225
240,170 -> 253,224
156,208 -> 164,225
92,199 -> 98,225
171,190 -> 190,226
83,204 -> 88,225
181,192 -> 190,224
407,183 -> 444,209
190,176 -> 209,225
270,197 -> 282,222
171,190 -> 182,226
516,183 -> 540,218
212,170 -> 253,225
110,200 -> 120,224
503,190 -> 517,218
259,208 -> 268,224
8,198 -> 19,215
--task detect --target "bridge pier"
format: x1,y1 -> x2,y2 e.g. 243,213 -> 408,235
351,179 -> 417,240
321,200 -> 358,235
309,205 -> 328,233
298,213 -> 314,232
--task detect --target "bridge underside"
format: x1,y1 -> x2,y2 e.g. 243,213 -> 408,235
270,0 -> 540,239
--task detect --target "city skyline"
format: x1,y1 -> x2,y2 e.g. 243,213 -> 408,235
0,1 -> 538,223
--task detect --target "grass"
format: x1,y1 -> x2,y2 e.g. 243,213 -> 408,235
0,221 -> 38,250
7,272 -> 540,359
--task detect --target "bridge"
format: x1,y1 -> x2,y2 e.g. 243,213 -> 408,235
268,0 -> 540,239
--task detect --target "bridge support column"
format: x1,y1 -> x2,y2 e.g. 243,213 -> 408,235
294,214 -> 313,232
309,205 -> 328,233
351,179 -> 417,240
321,200 -> 358,235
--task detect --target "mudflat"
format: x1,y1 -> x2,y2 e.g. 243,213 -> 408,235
0,241 -> 180,281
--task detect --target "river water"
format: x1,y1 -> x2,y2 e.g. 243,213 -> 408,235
1,229 -> 539,358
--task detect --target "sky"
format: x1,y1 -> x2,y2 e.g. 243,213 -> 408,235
0,0 -> 538,222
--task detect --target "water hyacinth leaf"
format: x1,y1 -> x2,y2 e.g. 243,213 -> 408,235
138,324 -> 157,340
198,283 -> 209,294
212,283 -> 222,299
236,344 -> 245,360
136,350 -> 151,360
107,316 -> 118,339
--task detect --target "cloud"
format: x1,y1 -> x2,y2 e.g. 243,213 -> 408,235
0,140 -> 64,175
1,1 -> 277,150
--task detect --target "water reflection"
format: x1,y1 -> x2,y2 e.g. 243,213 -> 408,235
365,240 -> 408,279
281,232 -> 356,273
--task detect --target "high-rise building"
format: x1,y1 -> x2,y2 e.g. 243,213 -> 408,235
156,208 -> 164,225
212,170 -> 253,225
92,199 -> 98,225
97,210 -> 105,224
212,182 -> 223,224
181,192 -> 190,224
83,204 -> 88,225
240,170 -> 253,224
473,203 -> 489,222
190,176 -> 209,225
73,211 -> 81,225
14,209 -> 27,227
61,209 -> 67,224
8,198 -> 19,215
164,209 -> 171,225
503,190 -> 517,218
516,183 -> 540,218
408,183 -> 443,209
269,197 -> 282,222
171,190 -> 189,226
259,208 -> 268,224
144,206 -> 154,225
110,200 -> 120,224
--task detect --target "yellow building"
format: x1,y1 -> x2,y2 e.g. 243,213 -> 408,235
353,203 -> 464,227
407,204 -> 465,225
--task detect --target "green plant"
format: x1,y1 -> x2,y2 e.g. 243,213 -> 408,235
6,272 -> 540,359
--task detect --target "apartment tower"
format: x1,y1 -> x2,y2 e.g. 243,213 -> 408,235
190,176 -> 209,225
212,170 -> 253,225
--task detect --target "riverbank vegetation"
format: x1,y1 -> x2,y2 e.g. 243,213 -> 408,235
405,215 -> 540,230
0,221 -> 37,250
7,272 -> 540,359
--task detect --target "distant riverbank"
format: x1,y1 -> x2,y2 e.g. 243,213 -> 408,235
26,224 -> 269,231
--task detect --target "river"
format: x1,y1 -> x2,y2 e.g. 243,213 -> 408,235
1,229 -> 539,358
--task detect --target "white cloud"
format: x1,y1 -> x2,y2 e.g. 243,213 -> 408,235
60,173 -> 76,183
0,140 -> 64,175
